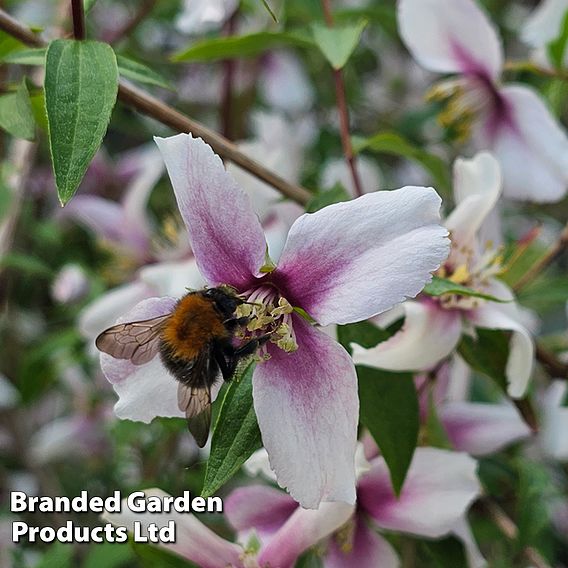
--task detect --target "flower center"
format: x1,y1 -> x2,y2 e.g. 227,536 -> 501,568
427,78 -> 489,143
236,285 -> 298,356
436,237 -> 503,310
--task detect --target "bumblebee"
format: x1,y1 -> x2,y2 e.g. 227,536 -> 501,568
96,287 -> 265,447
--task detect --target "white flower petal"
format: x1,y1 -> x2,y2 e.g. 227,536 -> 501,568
102,489 -> 244,568
470,304 -> 534,398
398,0 -> 503,80
445,152 -> 502,244
359,448 -> 480,538
352,301 -> 462,371
522,0 -> 568,48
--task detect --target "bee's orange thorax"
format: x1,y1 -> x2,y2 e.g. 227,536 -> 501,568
161,294 -> 228,360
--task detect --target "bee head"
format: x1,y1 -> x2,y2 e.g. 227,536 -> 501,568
204,287 -> 242,318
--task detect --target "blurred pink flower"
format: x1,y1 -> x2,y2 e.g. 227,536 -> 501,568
399,0 -> 568,202
353,152 -> 534,398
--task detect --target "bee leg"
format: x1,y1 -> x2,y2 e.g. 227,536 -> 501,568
213,344 -> 238,381
233,334 -> 271,357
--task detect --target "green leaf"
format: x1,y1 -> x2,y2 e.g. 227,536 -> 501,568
516,274 -> 568,314
547,9 -> 568,69
84,0 -> 99,13
83,543 -> 134,568
35,543 -> 74,568
2,47 -> 46,65
173,30 -> 313,62
45,39 -> 118,205
423,276 -> 509,303
116,54 -> 174,90
458,328 -> 510,392
516,461 -> 554,549
339,321 -> 418,495
0,30 -> 25,60
0,80 -> 36,140
306,183 -> 350,213
421,536 -> 468,568
0,252 -> 53,277
311,19 -> 367,70
30,90 -> 48,132
358,367 -> 419,495
201,362 -> 262,497
337,320 -> 391,350
353,131 -> 451,193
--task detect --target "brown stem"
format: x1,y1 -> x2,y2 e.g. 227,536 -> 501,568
71,0 -> 85,40
107,0 -> 156,44
320,0 -> 364,197
536,343 -> 568,380
0,8 -> 312,205
117,82 -> 311,204
513,397 -> 539,433
513,222 -> 568,291
478,499 -> 551,568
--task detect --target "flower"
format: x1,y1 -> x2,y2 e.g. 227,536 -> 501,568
225,447 -> 485,568
61,145 -> 178,266
175,0 -> 238,35
99,132 -> 449,508
51,264 -> 90,304
522,0 -> 568,52
352,152 -> 535,398
103,489 -> 247,568
398,0 -> 568,202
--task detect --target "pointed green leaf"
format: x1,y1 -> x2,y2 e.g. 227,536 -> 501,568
2,47 -> 46,65
45,39 -> 118,205
423,276 -> 509,303
358,367 -> 419,495
338,323 -> 419,495
173,30 -> 313,62
116,55 -> 174,90
0,80 -> 36,140
201,362 -> 262,497
311,19 -> 367,69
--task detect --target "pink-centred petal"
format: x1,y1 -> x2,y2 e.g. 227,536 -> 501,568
102,489 -> 244,568
326,515 -> 400,568
155,133 -> 267,289
225,485 -> 298,540
476,85 -> 568,202
252,314 -> 359,509
441,401 -> 532,456
352,300 -> 462,372
398,0 -> 503,80
258,501 -> 355,568
276,186 -> 449,326
358,448 -> 480,538
100,296 -> 183,422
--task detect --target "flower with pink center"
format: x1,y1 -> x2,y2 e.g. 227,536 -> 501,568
398,0 -> 568,202
99,132 -> 449,508
224,446 -> 484,568
352,152 -> 535,398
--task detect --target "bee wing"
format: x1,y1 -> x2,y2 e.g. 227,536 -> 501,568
178,383 -> 212,448
95,314 -> 171,365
